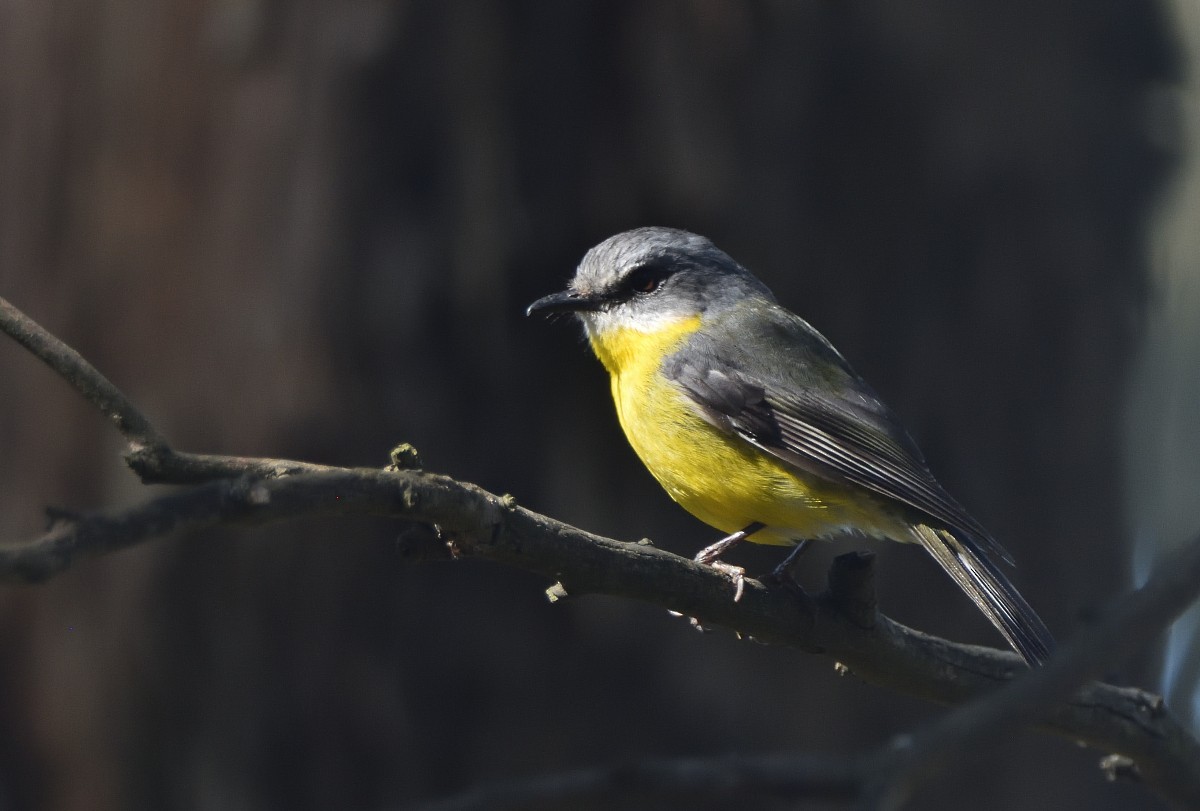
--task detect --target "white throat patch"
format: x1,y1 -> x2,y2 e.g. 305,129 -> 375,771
579,306 -> 697,341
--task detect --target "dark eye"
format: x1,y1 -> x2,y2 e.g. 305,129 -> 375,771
625,264 -> 671,296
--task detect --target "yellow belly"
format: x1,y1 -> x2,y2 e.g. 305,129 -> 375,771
588,319 -> 905,546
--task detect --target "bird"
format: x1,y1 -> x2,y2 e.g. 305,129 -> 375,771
527,226 -> 1055,666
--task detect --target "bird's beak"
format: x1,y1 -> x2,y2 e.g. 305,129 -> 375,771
525,289 -> 602,317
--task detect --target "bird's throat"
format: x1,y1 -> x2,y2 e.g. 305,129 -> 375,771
585,315 -> 702,378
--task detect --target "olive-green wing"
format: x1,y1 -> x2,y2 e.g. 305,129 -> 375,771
663,301 -> 1055,665
662,301 -> 1009,561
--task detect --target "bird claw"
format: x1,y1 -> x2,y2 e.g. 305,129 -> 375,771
668,533 -> 751,628
667,559 -> 745,630
709,560 -> 746,602
667,610 -> 710,633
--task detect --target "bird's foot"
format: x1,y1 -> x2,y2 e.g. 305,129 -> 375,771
667,523 -> 762,629
666,611 -> 710,633
709,560 -> 746,602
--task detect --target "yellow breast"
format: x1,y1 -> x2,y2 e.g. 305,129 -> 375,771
587,318 -> 900,545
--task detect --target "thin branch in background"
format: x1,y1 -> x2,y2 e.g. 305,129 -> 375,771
410,751 -> 865,811
859,527 -> 1200,809
0,295 -> 335,484
0,296 -> 168,451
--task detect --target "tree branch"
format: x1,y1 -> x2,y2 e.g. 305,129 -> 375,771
858,521 -> 1200,809
4,293 -> 1200,808
0,296 -> 168,451
0,295 -> 331,482
411,750 -> 867,811
4,461 -> 1200,807
420,518 -> 1200,811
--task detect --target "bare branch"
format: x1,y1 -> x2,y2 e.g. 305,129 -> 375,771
2,462 -> 1198,808
0,295 -> 349,483
4,291 -> 1200,809
0,296 -> 168,451
860,528 -> 1200,809
412,528 -> 1200,811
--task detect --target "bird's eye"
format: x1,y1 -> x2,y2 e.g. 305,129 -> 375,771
625,265 -> 670,296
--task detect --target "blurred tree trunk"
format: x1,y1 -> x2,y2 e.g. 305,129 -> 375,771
1126,0 -> 1200,735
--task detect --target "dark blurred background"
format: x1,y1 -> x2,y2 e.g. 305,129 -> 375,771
0,2 -> 1190,809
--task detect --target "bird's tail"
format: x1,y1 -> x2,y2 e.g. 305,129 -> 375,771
911,524 -> 1055,666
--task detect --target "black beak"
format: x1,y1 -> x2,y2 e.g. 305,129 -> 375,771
525,289 -> 602,317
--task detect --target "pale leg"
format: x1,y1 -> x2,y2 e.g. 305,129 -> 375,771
694,522 -> 764,602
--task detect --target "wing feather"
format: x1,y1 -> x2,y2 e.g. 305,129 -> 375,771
661,302 -> 1056,666
664,318 -> 1013,563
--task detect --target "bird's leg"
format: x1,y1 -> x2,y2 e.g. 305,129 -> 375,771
757,540 -> 815,617
767,539 -> 812,584
693,522 -> 764,603
670,522 -> 766,630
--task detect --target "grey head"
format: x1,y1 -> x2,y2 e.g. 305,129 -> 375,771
526,227 -> 776,338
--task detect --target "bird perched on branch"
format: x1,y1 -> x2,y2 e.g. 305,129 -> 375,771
528,227 -> 1054,666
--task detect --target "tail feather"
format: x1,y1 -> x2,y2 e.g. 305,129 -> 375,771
912,524 -> 1055,666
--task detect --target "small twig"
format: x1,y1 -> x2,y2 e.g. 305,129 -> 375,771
0,296 -> 168,451
125,447 -> 340,484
